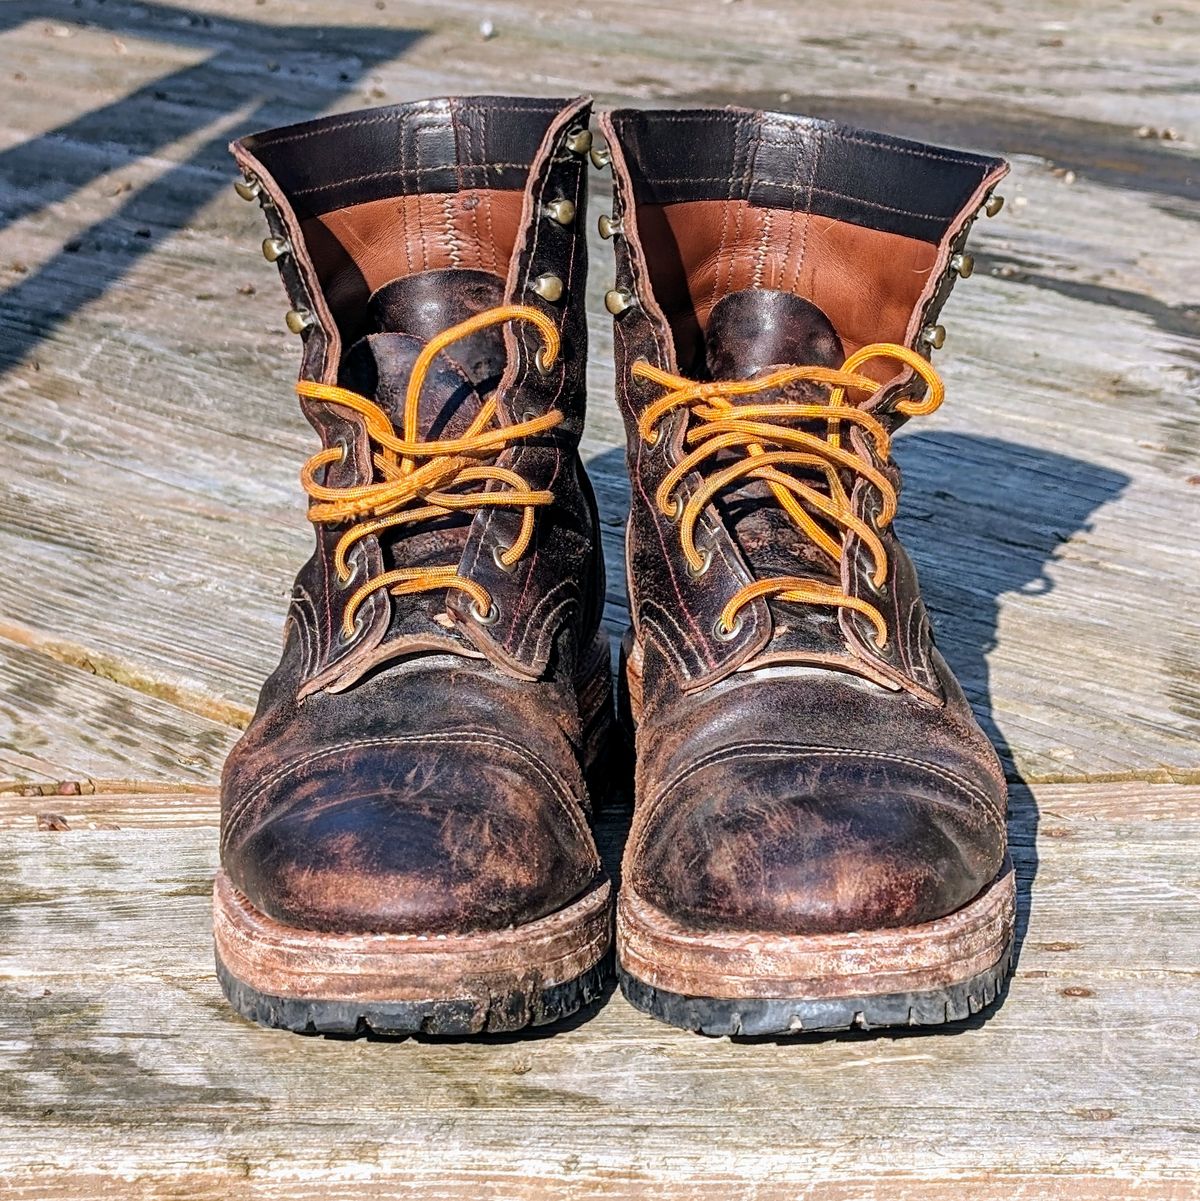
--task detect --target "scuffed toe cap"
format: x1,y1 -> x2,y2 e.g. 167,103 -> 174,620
221,734 -> 600,935
628,744 -> 1006,936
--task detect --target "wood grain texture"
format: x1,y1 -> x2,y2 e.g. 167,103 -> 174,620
1,0 -> 1198,1194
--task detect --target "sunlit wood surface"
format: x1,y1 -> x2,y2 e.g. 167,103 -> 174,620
1,0 -> 1197,1195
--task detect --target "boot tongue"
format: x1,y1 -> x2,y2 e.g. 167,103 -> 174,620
338,268 -> 508,437
335,267 -> 509,614
705,289 -> 844,381
701,289 -> 854,657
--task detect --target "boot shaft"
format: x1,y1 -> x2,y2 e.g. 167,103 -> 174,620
599,106 -> 1008,703
230,97 -> 604,694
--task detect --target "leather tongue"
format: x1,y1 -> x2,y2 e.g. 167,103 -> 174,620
705,289 -> 844,380
700,289 -> 852,656
338,268 -> 508,438
334,267 -> 510,602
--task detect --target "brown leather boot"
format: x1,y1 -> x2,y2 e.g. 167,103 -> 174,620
214,97 -> 614,1035
598,106 -> 1015,1035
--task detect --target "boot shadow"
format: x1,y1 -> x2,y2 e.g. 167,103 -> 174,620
583,431 -> 1129,1040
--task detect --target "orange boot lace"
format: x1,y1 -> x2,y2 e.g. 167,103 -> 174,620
633,344 -> 944,646
297,306 -> 562,638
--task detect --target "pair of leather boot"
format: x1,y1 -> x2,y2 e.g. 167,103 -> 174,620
214,96 -> 1014,1038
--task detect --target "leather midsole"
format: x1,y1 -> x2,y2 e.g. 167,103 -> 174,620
214,871 -> 612,1002
617,859 -> 1015,1001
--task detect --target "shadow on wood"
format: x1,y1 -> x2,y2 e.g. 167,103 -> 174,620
586,430 -> 1130,1009
0,0 -> 424,371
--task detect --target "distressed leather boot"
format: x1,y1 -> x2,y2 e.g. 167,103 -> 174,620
214,96 -> 615,1035
598,106 -> 1015,1035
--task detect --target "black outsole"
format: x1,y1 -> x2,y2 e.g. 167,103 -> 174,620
618,941 -> 1014,1037
216,954 -> 612,1038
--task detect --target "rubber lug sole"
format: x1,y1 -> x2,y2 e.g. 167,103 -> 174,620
217,953 -> 611,1037
619,943 -> 1012,1036
617,859 -> 1016,1037
213,870 -> 613,1037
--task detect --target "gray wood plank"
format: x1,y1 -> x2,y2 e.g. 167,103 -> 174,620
0,633 -> 236,790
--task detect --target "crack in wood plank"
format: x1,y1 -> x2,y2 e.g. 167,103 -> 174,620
0,619 -> 252,729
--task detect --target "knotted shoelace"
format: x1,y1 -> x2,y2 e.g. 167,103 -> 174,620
634,343 -> 944,646
297,305 -> 562,639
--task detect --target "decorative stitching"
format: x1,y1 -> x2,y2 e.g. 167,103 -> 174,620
224,731 -> 590,853
758,127 -> 994,167
632,741 -> 1004,863
291,163 -> 532,198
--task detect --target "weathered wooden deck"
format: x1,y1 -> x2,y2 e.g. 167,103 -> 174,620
2,0 -> 1198,1196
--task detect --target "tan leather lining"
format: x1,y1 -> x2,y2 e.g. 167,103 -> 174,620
639,199 -> 938,378
301,190 -> 526,325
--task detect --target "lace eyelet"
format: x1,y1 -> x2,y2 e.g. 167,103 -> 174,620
535,348 -> 555,376
470,599 -> 500,626
492,545 -> 517,573
661,495 -> 681,522
334,549 -> 362,590
687,547 -> 713,579
336,613 -> 365,646
713,615 -> 744,642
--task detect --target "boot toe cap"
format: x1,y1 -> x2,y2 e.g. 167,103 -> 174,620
222,735 -> 600,935
630,746 -> 1005,935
